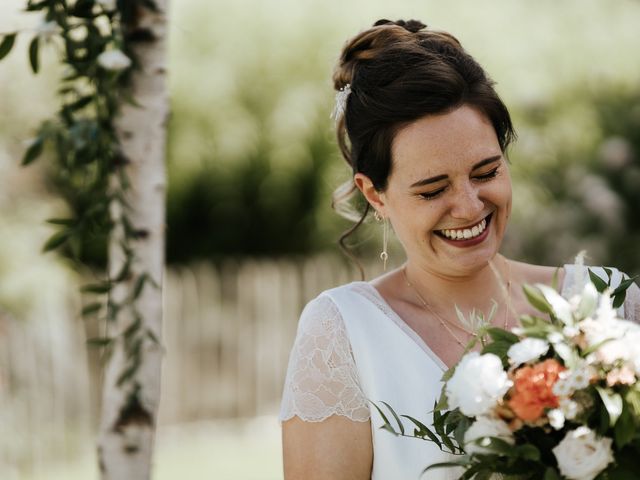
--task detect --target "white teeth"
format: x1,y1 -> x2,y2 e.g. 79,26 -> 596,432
439,217 -> 488,240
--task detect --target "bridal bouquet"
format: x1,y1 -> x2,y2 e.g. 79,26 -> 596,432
378,268 -> 640,479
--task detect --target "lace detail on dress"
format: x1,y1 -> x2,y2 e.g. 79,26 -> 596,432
279,294 -> 370,422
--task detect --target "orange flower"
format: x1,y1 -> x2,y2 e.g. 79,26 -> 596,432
508,359 -> 565,422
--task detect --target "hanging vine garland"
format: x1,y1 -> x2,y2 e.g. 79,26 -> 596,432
0,0 -> 160,403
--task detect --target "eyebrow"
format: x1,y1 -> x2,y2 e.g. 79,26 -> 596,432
409,155 -> 502,188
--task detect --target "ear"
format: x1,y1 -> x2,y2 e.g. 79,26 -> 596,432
354,173 -> 387,216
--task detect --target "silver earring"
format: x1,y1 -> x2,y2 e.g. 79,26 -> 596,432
374,211 -> 389,270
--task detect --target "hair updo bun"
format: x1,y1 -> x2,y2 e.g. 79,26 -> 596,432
373,18 -> 426,33
331,19 -> 516,272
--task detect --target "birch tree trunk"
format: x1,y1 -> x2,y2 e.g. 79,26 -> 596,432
97,2 -> 169,479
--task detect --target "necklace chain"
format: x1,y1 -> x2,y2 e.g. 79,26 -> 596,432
402,258 -> 512,347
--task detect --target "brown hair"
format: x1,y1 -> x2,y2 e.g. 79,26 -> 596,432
331,19 -> 516,273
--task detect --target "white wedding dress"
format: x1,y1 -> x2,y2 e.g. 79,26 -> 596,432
279,264 -> 640,479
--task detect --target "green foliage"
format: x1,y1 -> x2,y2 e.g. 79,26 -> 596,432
1,0 -> 165,415
507,85 -> 640,278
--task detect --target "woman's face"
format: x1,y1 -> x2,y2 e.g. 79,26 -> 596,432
357,104 -> 512,277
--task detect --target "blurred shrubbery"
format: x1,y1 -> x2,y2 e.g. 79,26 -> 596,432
504,85 -> 640,275
2,0 -> 639,277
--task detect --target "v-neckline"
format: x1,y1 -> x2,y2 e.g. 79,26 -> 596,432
350,281 -> 449,372
350,266 -> 572,373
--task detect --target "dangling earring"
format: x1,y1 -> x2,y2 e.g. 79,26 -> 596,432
374,211 -> 389,270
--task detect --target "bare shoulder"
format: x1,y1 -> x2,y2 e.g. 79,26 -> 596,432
509,259 -> 566,289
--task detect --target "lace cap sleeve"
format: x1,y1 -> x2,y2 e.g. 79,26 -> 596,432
279,293 -> 370,423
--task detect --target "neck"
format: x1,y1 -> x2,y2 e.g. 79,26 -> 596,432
403,254 -> 511,318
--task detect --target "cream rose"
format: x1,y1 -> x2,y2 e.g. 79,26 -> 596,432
445,352 -> 511,417
552,427 -> 613,480
507,338 -> 549,366
463,416 -> 514,455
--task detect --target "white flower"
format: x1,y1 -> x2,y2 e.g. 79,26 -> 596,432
445,352 -> 511,417
552,364 -> 594,397
548,409 -> 565,430
97,49 -> 132,71
464,416 -> 514,455
563,325 -> 580,338
96,0 -> 117,10
547,331 -> 564,344
579,312 -> 640,367
552,427 -> 613,480
575,282 -> 598,320
507,338 -> 549,366
537,284 -> 574,325
559,398 -> 580,420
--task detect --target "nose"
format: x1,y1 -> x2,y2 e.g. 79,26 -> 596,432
449,182 -> 484,221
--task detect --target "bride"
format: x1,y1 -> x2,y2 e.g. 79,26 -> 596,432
279,19 -> 640,479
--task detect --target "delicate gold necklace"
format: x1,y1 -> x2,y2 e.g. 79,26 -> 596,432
402,258 -> 512,347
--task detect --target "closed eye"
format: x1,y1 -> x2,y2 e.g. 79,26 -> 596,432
474,167 -> 499,181
419,187 -> 446,200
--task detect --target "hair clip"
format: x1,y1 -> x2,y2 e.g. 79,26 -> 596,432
331,83 -> 351,125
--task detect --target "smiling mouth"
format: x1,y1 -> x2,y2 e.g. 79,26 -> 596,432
434,213 -> 493,241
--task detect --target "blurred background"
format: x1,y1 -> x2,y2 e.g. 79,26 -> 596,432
1,0 -> 640,478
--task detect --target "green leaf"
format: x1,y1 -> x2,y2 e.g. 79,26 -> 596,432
481,340 -> 511,366
612,276 -> 638,296
588,269 -> 608,292
81,302 -> 102,316
29,36 -> 40,73
123,316 -> 142,340
116,363 -> 137,387
522,284 -> 553,314
42,230 -> 70,252
46,218 -> 76,226
380,401 -> 405,435
81,282 -> 111,294
597,387 -> 623,427
370,401 -> 399,435
515,443 -> 541,461
22,136 -> 44,165
614,403 -> 635,448
0,33 -> 17,60
486,327 -> 519,344
401,415 -> 441,447
133,273 -> 148,299
544,468 -> 562,480
87,337 -> 112,347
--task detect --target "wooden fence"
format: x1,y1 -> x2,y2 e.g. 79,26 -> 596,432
0,255 -> 371,476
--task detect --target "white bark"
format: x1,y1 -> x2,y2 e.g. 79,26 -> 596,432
97,2 -> 169,479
